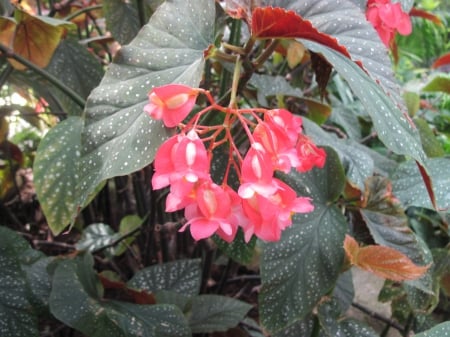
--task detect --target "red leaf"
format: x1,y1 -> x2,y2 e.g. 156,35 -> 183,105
344,235 -> 429,282
416,161 -> 437,211
410,7 -> 443,26
431,52 -> 450,69
251,7 -> 352,60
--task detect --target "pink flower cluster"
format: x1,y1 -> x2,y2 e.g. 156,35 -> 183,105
366,0 -> 412,47
144,84 -> 326,242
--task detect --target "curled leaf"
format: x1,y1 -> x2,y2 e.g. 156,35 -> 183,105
344,235 -> 429,282
251,6 -> 352,60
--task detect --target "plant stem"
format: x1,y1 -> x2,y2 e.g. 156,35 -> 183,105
253,39 -> 280,69
64,4 -> 103,22
229,55 -> 242,108
351,302 -> 405,332
0,43 -> 86,108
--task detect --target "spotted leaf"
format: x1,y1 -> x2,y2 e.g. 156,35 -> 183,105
0,226 -> 48,337
415,322 -> 450,337
344,235 -> 429,282
74,0 -> 215,223
103,0 -> 140,45
128,259 -> 202,296
260,148 -> 347,332
34,117 -> 84,235
49,254 -> 190,337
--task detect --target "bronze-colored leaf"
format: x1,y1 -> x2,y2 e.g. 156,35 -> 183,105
0,16 -> 16,47
344,235 -> 429,282
10,10 -> 70,70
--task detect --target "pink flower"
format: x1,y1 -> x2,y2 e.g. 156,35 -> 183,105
366,0 -> 412,47
152,130 -> 210,190
181,182 -> 241,242
241,179 -> 314,242
296,134 -> 326,172
144,84 -> 199,127
238,143 -> 278,199
265,109 -> 302,145
253,121 -> 300,173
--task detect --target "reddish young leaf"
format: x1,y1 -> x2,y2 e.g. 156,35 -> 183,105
416,161 -> 437,211
0,17 -> 16,48
410,7 -> 443,26
99,274 -> 156,305
344,235 -> 429,282
431,52 -> 450,69
251,7 -> 352,60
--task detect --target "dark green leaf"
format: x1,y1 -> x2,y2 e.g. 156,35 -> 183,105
301,40 -> 427,166
213,230 -> 256,264
260,148 -> 347,332
392,158 -> 450,210
332,270 -> 354,312
76,0 -> 215,217
272,316 -> 316,337
415,321 -> 450,337
103,0 -> 140,45
0,226 -> 39,337
49,254 -> 190,337
46,38 -> 104,100
188,294 -> 252,333
249,74 -> 303,106
128,259 -> 202,295
318,298 -> 378,337
34,117 -> 83,234
303,119 -> 374,190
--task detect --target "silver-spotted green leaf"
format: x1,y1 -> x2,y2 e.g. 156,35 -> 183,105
301,40 -> 426,166
46,38 -> 104,100
49,254 -> 190,337
75,223 -> 119,255
76,0 -> 215,218
272,316 -> 316,337
259,148 -> 348,333
249,74 -> 303,106
128,259 -> 201,295
103,0 -> 140,45
0,226 -> 39,337
34,117 -> 83,234
332,270 -> 354,312
213,230 -> 256,264
303,118 -> 374,190
188,294 -> 252,333
392,158 -> 450,210
415,321 -> 450,337
265,0 -> 406,112
318,298 -> 378,337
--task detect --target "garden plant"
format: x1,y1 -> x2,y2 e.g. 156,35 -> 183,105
0,0 -> 449,336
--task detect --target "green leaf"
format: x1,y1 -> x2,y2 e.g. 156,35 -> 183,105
249,74 -> 303,106
34,117 -> 83,235
272,316 -> 316,337
45,37 -> 104,102
422,74 -> 450,94
128,259 -> 202,295
115,215 -> 143,256
75,0 -> 215,217
301,40 -> 427,166
0,226 -> 39,337
415,321 -> 450,337
75,223 -> 118,254
187,295 -> 252,333
318,299 -> 378,337
103,0 -> 140,45
303,118 -> 374,190
213,230 -> 256,264
415,118 -> 445,158
259,148 -> 347,332
332,270 -> 354,312
49,254 -> 190,337
392,158 -> 450,210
